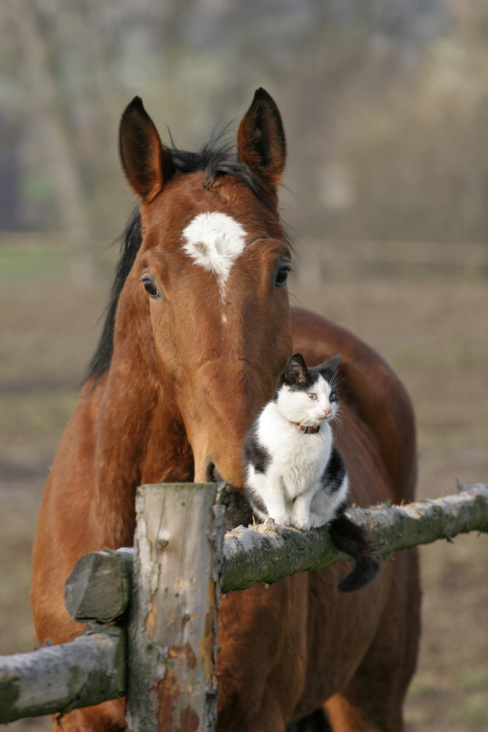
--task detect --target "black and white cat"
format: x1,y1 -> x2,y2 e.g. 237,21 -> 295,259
243,353 -> 380,592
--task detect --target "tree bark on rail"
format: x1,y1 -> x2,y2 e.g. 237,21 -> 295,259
60,482 -> 488,613
0,627 -> 125,724
221,482 -> 488,592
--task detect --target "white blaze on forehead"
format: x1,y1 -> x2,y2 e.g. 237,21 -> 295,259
181,212 -> 247,297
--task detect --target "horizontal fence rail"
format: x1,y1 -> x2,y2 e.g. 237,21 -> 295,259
65,482 -> 488,603
295,239 -> 488,274
0,482 -> 487,727
0,627 -> 125,723
222,482 -> 488,591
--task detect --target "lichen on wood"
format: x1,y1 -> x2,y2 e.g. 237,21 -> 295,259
0,626 -> 125,724
221,483 -> 488,593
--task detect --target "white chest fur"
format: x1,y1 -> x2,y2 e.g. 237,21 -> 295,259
259,404 -> 332,490
246,404 -> 332,529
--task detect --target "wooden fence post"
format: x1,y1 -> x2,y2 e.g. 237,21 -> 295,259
125,482 -> 231,732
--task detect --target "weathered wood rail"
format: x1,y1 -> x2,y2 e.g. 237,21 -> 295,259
1,481 -> 487,729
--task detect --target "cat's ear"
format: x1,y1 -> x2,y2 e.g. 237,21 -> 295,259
284,353 -> 308,386
320,354 -> 342,375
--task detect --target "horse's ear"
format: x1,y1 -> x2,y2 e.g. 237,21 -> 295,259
237,88 -> 286,191
119,97 -> 175,202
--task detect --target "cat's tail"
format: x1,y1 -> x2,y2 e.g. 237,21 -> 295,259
328,514 -> 381,592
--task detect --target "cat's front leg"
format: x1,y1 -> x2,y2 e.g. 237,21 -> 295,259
290,492 -> 315,531
268,509 -> 291,527
263,488 -> 290,527
308,488 -> 339,528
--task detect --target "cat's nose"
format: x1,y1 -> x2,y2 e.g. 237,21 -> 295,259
323,407 -> 332,417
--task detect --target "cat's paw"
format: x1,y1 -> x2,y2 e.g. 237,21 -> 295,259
271,513 -> 290,527
308,514 -> 327,529
292,515 -> 311,531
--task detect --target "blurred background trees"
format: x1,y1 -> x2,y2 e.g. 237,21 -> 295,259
1,6 -> 487,730
1,0 -> 488,268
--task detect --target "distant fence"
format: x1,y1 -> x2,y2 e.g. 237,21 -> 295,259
293,239 -> 488,283
0,232 -> 68,249
1,482 -> 487,730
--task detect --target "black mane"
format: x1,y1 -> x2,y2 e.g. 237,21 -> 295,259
84,207 -> 142,384
169,132 -> 259,193
84,138 -> 265,384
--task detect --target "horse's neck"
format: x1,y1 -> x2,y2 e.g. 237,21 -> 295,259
85,363 -> 193,544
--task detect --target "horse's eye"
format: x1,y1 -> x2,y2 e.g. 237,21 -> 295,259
142,277 -> 160,298
308,393 -> 318,401
274,265 -> 291,288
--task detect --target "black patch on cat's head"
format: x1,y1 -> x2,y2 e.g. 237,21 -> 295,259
275,353 -> 315,394
274,352 -> 343,399
317,354 -> 341,384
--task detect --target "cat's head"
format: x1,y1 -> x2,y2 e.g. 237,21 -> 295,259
275,353 -> 342,427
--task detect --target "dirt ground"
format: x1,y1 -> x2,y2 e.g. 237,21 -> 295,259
0,241 -> 487,730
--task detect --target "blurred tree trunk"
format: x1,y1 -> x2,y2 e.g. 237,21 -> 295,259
5,0 -> 93,285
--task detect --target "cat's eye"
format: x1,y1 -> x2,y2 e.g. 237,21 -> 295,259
307,393 -> 318,400
274,264 -> 291,288
141,276 -> 161,299
330,390 -> 338,402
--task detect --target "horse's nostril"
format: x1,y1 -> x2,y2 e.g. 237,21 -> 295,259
206,463 -> 224,483
207,463 -> 217,482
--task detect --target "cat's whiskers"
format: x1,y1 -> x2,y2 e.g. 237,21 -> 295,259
331,408 -> 353,437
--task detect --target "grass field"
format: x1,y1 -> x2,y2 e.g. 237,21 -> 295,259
0,240 -> 487,731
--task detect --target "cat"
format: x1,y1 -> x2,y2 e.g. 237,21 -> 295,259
243,352 -> 380,592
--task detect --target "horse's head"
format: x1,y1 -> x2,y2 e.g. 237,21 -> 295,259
117,89 -> 292,487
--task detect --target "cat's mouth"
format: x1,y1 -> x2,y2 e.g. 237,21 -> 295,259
318,410 -> 335,422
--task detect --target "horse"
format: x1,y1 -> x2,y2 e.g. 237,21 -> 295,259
31,88 -> 420,731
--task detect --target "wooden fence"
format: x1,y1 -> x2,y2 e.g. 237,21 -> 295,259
1,481 -> 487,730
292,239 -> 488,284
